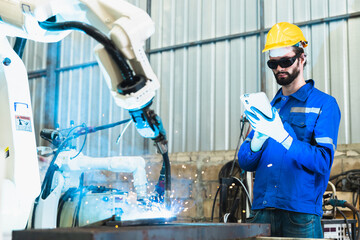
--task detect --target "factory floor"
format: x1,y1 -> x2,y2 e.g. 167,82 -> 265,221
251,238 -> 327,240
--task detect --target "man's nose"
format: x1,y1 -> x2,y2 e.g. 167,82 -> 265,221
276,64 -> 285,71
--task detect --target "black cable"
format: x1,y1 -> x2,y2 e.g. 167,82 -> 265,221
40,125 -> 81,199
347,172 -> 360,187
353,190 -> 359,208
31,150 -> 60,226
337,208 -> 353,240
353,210 -> 360,240
232,176 -> 252,208
330,169 -> 360,181
214,116 -> 250,223
30,195 -> 39,228
71,129 -> 88,159
57,187 -> 78,227
355,211 -> 360,240
77,119 -> 131,135
328,170 -> 360,239
228,187 -> 241,222
225,177 -> 252,223
74,173 -> 85,227
229,117 -> 247,176
154,151 -> 171,209
217,161 -> 250,223
13,37 -> 27,58
38,20 -> 134,84
210,187 -> 221,222
331,169 -> 360,208
41,151 -> 61,199
162,151 -> 171,207
343,202 -> 360,240
34,120 -> 132,227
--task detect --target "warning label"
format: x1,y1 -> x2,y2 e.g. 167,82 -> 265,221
5,147 -> 9,158
15,115 -> 32,132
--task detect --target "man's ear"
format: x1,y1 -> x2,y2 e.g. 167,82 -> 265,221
301,53 -> 307,65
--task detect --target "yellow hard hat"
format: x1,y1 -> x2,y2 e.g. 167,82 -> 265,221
262,22 -> 308,53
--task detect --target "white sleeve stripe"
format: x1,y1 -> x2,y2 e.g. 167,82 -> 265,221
290,107 -> 321,114
315,137 -> 335,151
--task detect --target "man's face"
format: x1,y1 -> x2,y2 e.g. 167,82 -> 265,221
268,51 -> 301,86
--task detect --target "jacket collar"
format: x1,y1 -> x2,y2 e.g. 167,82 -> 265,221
272,79 -> 314,104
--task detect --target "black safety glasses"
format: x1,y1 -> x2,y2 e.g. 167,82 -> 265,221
267,53 -> 301,69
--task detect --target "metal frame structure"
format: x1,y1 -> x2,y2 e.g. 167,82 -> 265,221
26,8 -> 360,124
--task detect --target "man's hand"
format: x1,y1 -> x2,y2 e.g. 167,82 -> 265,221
245,107 -> 292,150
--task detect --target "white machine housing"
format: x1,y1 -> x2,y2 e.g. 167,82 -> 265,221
0,36 -> 41,234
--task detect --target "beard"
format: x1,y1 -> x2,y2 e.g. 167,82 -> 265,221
274,62 -> 300,86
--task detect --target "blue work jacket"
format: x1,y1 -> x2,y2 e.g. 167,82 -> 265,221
238,80 -> 341,216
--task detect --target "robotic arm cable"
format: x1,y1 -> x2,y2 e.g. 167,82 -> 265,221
38,19 -> 134,84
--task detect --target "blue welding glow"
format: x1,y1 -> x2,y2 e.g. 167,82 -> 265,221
119,198 -> 183,221
67,185 -> 191,226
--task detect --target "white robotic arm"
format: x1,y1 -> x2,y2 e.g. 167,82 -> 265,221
0,0 -> 171,235
0,0 -> 159,110
31,0 -> 167,141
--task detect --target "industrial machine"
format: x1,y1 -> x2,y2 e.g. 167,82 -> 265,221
212,116 -> 252,223
322,171 -> 360,240
0,0 -> 172,237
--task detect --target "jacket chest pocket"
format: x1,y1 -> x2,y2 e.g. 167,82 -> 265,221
289,114 -> 318,142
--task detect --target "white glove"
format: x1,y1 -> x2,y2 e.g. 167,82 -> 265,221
251,131 -> 269,152
245,107 -> 292,149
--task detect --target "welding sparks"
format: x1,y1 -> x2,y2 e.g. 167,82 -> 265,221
119,198 -> 182,222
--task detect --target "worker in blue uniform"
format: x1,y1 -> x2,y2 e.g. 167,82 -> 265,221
238,22 -> 341,238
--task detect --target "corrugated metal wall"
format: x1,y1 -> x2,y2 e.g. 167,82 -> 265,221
150,0 -> 260,152
21,40 -> 48,147
56,31 -> 149,157
24,0 -> 360,156
148,0 -> 360,152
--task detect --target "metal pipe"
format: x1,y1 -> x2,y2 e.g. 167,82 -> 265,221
44,42 -> 58,129
259,0 -> 265,92
28,61 -> 98,79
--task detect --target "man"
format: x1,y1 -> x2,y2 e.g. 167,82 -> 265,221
238,22 -> 341,238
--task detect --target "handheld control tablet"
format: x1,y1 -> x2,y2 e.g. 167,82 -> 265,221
240,92 -> 273,118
